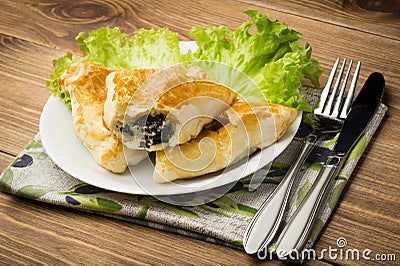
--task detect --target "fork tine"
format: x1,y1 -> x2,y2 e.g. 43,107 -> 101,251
314,57 -> 340,115
322,58 -> 347,116
331,60 -> 353,117
339,61 -> 361,119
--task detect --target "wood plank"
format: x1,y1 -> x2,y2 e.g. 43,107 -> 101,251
315,203 -> 399,265
0,0 -> 249,52
0,0 -> 399,53
238,0 -> 400,40
0,35 -> 57,155
0,152 -> 13,172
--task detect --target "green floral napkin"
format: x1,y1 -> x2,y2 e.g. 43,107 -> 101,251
0,92 -> 387,252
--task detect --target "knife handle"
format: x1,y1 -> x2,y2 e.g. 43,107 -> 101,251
243,134 -> 319,254
274,154 -> 345,259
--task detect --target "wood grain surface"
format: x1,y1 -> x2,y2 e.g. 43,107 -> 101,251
0,0 -> 399,265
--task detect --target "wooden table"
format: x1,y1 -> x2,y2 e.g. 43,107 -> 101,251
0,0 -> 399,265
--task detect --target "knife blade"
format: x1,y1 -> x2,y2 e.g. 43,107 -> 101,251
273,72 -> 385,259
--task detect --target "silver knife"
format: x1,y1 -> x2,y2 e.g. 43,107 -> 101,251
273,72 -> 385,259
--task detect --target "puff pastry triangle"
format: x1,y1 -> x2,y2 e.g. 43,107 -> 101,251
153,101 -> 297,182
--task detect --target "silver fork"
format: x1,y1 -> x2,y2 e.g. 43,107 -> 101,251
243,58 -> 361,254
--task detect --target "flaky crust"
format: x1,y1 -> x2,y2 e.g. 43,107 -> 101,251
58,62 -> 130,173
154,80 -> 237,114
104,69 -> 157,133
154,101 -> 297,183
154,123 -> 250,183
225,102 -> 298,147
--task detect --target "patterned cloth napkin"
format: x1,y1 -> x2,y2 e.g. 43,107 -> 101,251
0,89 -> 387,252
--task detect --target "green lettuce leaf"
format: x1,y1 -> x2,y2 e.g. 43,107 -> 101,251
45,53 -> 74,109
185,10 -> 322,111
76,27 -> 182,69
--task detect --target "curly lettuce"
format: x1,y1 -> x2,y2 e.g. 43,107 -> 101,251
45,53 -> 74,109
185,10 -> 322,111
76,27 -> 182,69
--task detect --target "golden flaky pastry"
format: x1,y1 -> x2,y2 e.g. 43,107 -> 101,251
109,65 -> 237,152
104,68 -> 158,133
58,61 -> 148,173
153,101 -> 297,183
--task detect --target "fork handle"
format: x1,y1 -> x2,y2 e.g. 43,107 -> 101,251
243,134 -> 319,254
274,154 -> 345,259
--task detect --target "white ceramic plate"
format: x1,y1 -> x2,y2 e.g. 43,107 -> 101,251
39,42 -> 302,196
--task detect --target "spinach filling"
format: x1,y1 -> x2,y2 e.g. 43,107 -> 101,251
121,114 -> 172,149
